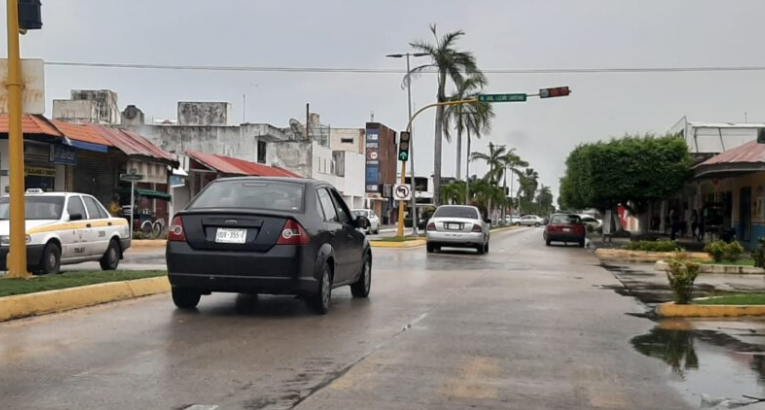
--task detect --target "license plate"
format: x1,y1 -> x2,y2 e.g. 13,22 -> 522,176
446,223 -> 461,230
563,228 -> 571,232
215,228 -> 247,244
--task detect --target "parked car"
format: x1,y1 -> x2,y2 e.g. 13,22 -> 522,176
516,215 -> 545,227
0,191 -> 131,275
505,215 -> 521,225
543,213 -> 586,247
352,209 -> 380,234
425,205 -> 490,254
578,214 -> 603,232
166,177 -> 372,314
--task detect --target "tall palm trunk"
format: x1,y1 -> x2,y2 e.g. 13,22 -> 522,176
433,71 -> 447,207
456,127 -> 462,180
465,127 -> 471,204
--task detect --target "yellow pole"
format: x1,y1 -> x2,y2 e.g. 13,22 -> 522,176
397,99 -> 477,237
6,0 -> 30,279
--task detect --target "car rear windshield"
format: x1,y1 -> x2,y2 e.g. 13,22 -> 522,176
352,210 -> 369,218
433,207 -> 478,219
0,196 -> 65,220
551,215 -> 581,224
189,180 -> 305,212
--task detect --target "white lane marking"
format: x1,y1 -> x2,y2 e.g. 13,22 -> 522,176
184,406 -> 219,410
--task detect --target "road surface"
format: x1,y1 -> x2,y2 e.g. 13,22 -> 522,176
0,228 -> 691,409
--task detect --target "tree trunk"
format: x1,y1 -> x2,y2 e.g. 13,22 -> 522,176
456,128 -> 462,181
465,127 -> 471,204
433,71 -> 447,207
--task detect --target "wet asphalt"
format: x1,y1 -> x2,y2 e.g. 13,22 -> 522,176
0,228 -> 694,410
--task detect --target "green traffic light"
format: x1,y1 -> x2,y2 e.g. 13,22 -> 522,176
399,152 -> 408,161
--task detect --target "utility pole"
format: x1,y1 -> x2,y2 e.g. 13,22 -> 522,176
387,52 -> 428,236
6,0 -> 29,279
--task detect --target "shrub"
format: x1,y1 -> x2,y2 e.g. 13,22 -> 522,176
752,238 -> 765,268
666,259 -> 700,305
132,231 -> 146,240
705,240 -> 745,263
623,240 -> 681,252
725,241 -> 745,262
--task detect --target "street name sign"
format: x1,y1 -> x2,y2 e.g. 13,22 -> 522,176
478,94 -> 527,103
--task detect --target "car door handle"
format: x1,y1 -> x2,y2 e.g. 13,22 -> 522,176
86,223 -> 92,228
107,222 -> 113,226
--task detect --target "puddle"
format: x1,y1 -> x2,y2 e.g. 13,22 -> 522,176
632,326 -> 765,407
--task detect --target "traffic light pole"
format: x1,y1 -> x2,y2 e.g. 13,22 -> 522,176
397,98 -> 478,238
5,0 -> 30,279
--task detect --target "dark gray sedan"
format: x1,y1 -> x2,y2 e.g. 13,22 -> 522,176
166,177 -> 372,314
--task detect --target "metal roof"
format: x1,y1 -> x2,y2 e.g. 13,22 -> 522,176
186,150 -> 300,178
51,121 -> 113,148
698,140 -> 765,166
90,125 -> 177,164
0,114 -> 63,137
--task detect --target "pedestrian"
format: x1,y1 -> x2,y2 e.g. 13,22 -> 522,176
109,193 -> 122,217
698,207 -> 706,241
670,208 -> 680,240
690,209 -> 699,239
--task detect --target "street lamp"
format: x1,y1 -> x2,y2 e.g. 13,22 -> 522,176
386,52 -> 428,235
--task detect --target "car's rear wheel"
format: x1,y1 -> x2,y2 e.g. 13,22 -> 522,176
546,238 -> 551,246
579,240 -> 586,248
99,239 -> 120,271
534,223 -> 540,227
39,242 -> 61,275
172,287 -> 201,309
476,243 -> 485,255
427,243 -> 435,253
351,255 -> 371,298
309,263 -> 333,314
484,242 -> 490,253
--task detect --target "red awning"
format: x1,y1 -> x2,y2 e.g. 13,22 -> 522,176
0,114 -> 64,137
186,150 -> 300,178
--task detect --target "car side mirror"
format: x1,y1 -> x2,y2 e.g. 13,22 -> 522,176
356,215 -> 370,229
69,213 -> 83,221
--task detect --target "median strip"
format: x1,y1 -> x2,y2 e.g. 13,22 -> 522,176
0,270 -> 169,322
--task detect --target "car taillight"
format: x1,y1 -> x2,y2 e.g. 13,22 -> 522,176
426,222 -> 436,231
168,216 -> 186,242
472,224 -> 482,233
277,220 -> 309,246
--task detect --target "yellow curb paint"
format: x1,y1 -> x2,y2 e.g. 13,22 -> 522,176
656,302 -> 765,318
0,276 -> 170,323
131,240 -> 168,248
370,239 -> 426,248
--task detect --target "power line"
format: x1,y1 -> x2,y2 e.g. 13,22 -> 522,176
45,61 -> 765,75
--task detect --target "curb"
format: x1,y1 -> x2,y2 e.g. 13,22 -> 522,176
655,260 -> 765,274
132,239 -> 167,248
656,301 -> 765,318
595,249 -> 710,263
370,239 -> 426,248
0,276 -> 170,323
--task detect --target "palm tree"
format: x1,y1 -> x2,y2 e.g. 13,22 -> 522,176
443,75 -> 492,181
500,150 -> 528,220
471,142 -> 507,184
536,185 -> 554,215
440,180 -> 467,205
408,24 -> 481,206
518,168 -> 540,214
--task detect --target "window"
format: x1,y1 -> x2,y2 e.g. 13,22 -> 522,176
317,189 -> 337,222
329,190 -> 351,224
66,196 -> 87,220
551,214 -> 581,225
341,138 -> 354,144
433,206 -> 478,219
257,141 -> 267,164
82,196 -> 108,219
190,180 -> 304,212
0,196 -> 65,220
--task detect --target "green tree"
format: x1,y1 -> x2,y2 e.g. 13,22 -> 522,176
409,24 -> 482,206
440,180 -> 467,205
471,142 -> 508,184
443,76 -> 494,180
558,134 -> 691,232
536,185 -> 554,216
518,168 -> 539,214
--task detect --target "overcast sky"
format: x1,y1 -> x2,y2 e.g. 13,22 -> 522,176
3,0 -> 765,198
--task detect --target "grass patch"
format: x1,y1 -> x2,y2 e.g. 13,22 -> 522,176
695,294 -> 765,305
372,236 -> 423,243
699,258 -> 755,267
0,270 -> 166,298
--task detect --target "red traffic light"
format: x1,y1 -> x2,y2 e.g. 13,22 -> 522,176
539,87 -> 571,98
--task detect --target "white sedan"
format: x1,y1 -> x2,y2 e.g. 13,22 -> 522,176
0,191 -> 131,275
352,209 -> 380,234
516,215 -> 545,227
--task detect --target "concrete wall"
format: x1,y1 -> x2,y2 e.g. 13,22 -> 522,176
343,150 -> 366,199
271,141 -> 313,178
330,127 -> 365,154
177,102 -> 232,126
52,100 -> 98,124
69,90 -> 120,124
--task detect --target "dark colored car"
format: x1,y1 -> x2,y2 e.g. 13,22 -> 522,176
166,177 -> 372,314
543,213 -> 586,247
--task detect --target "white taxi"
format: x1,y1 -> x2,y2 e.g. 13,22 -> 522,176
0,190 -> 131,275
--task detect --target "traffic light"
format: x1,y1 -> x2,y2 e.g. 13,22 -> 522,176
18,0 -> 43,31
398,131 -> 411,162
539,86 -> 571,98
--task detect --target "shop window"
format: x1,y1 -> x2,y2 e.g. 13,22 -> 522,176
258,141 -> 267,164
